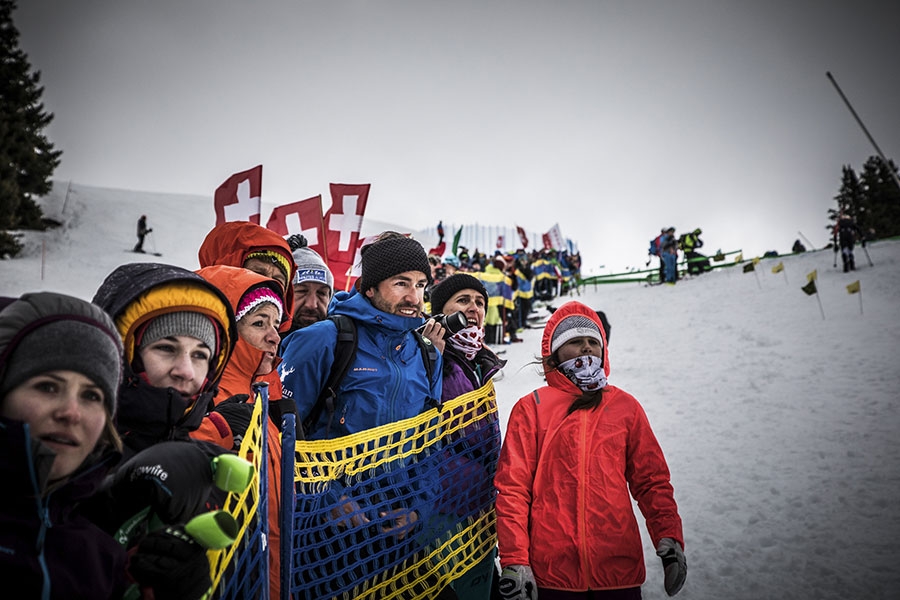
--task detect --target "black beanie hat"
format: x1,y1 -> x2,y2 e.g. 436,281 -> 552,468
0,292 -> 123,417
357,235 -> 433,292
429,273 -> 489,315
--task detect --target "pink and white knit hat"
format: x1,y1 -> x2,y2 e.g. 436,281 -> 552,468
236,285 -> 284,322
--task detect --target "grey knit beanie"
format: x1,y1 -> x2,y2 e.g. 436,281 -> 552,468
429,273 -> 488,316
292,246 -> 334,291
0,296 -> 123,417
357,235 -> 433,292
139,312 -> 218,354
550,314 -> 604,355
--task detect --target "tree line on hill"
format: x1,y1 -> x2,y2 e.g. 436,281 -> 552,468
828,157 -> 900,241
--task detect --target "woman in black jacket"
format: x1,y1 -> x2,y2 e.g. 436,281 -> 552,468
0,291 -> 130,599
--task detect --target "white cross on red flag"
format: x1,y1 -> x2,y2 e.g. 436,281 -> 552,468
325,183 -> 370,290
214,165 -> 262,226
264,195 -> 327,258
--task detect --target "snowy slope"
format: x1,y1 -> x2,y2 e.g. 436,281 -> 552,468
2,182 -> 899,599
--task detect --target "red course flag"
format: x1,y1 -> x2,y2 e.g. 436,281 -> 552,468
265,195 -> 327,258
325,183 -> 370,290
214,165 -> 262,226
516,225 -> 529,249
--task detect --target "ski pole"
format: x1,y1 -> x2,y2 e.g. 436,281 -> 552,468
862,244 -> 874,267
148,230 -> 157,254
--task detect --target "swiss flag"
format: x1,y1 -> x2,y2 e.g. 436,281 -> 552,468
325,183 -> 370,290
543,223 -> 564,250
516,225 -> 529,249
265,195 -> 327,258
214,165 -> 262,226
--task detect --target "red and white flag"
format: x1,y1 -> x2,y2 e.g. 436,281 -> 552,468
348,234 -> 383,280
264,195 -> 327,258
496,235 -> 504,249
325,183 -> 370,290
516,225 -> 529,249
542,223 -> 565,250
213,165 -> 262,226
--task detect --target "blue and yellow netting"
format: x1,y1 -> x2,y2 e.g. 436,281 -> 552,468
284,381 -> 500,600
208,387 -> 269,599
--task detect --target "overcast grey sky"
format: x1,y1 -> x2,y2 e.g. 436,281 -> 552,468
15,1 -> 900,274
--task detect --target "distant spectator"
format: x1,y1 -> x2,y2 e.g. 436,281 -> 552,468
833,212 -> 864,272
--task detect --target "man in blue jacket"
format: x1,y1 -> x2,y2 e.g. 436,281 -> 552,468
279,232 -> 455,599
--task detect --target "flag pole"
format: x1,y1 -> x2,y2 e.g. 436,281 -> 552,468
858,288 -> 864,315
798,231 -> 816,250
826,71 -> 900,194
782,268 -> 788,285
815,290 -> 825,320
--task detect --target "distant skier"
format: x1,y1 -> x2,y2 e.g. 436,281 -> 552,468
133,215 -> 151,252
833,212 -> 863,272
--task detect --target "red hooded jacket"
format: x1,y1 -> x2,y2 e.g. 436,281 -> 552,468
198,221 -> 296,332
495,301 -> 683,591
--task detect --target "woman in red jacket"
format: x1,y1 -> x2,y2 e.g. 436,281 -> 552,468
494,300 -> 686,599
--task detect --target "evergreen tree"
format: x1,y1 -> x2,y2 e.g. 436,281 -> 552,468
829,157 -> 900,242
0,0 -> 61,256
828,165 -> 865,235
859,156 -> 900,239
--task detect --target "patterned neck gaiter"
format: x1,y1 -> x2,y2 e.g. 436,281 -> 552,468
558,355 -> 607,391
448,325 -> 485,361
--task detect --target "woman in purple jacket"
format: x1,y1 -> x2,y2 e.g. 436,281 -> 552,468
429,273 -> 506,600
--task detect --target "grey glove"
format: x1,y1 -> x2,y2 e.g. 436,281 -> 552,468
498,564 -> 537,600
656,537 -> 687,596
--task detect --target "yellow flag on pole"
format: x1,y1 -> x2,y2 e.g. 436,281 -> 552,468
734,253 -> 743,263
771,262 -> 784,274
752,257 -> 760,265
806,269 -> 817,283
846,280 -> 861,294
801,280 -> 817,296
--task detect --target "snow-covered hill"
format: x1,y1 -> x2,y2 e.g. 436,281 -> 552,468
2,182 -> 899,599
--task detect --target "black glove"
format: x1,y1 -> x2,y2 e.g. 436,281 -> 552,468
286,233 -> 308,250
147,228 -> 152,233
656,538 -> 687,596
212,394 -> 253,448
106,441 -> 216,539
498,565 -> 536,600
129,525 -> 212,600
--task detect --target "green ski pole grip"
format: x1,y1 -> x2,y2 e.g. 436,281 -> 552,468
184,510 -> 239,549
211,453 -> 255,493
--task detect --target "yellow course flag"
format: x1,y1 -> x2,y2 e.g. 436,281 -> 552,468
801,280 -> 817,296
807,269 -> 817,283
752,257 -> 760,265
771,262 -> 784,274
734,253 -> 743,263
846,280 -> 861,294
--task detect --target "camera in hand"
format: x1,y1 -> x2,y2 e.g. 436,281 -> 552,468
417,311 -> 468,338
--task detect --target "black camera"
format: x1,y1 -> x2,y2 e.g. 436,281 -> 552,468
417,310 -> 468,338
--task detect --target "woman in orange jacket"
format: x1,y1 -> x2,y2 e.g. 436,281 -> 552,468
194,264 -> 287,600
495,301 -> 686,599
